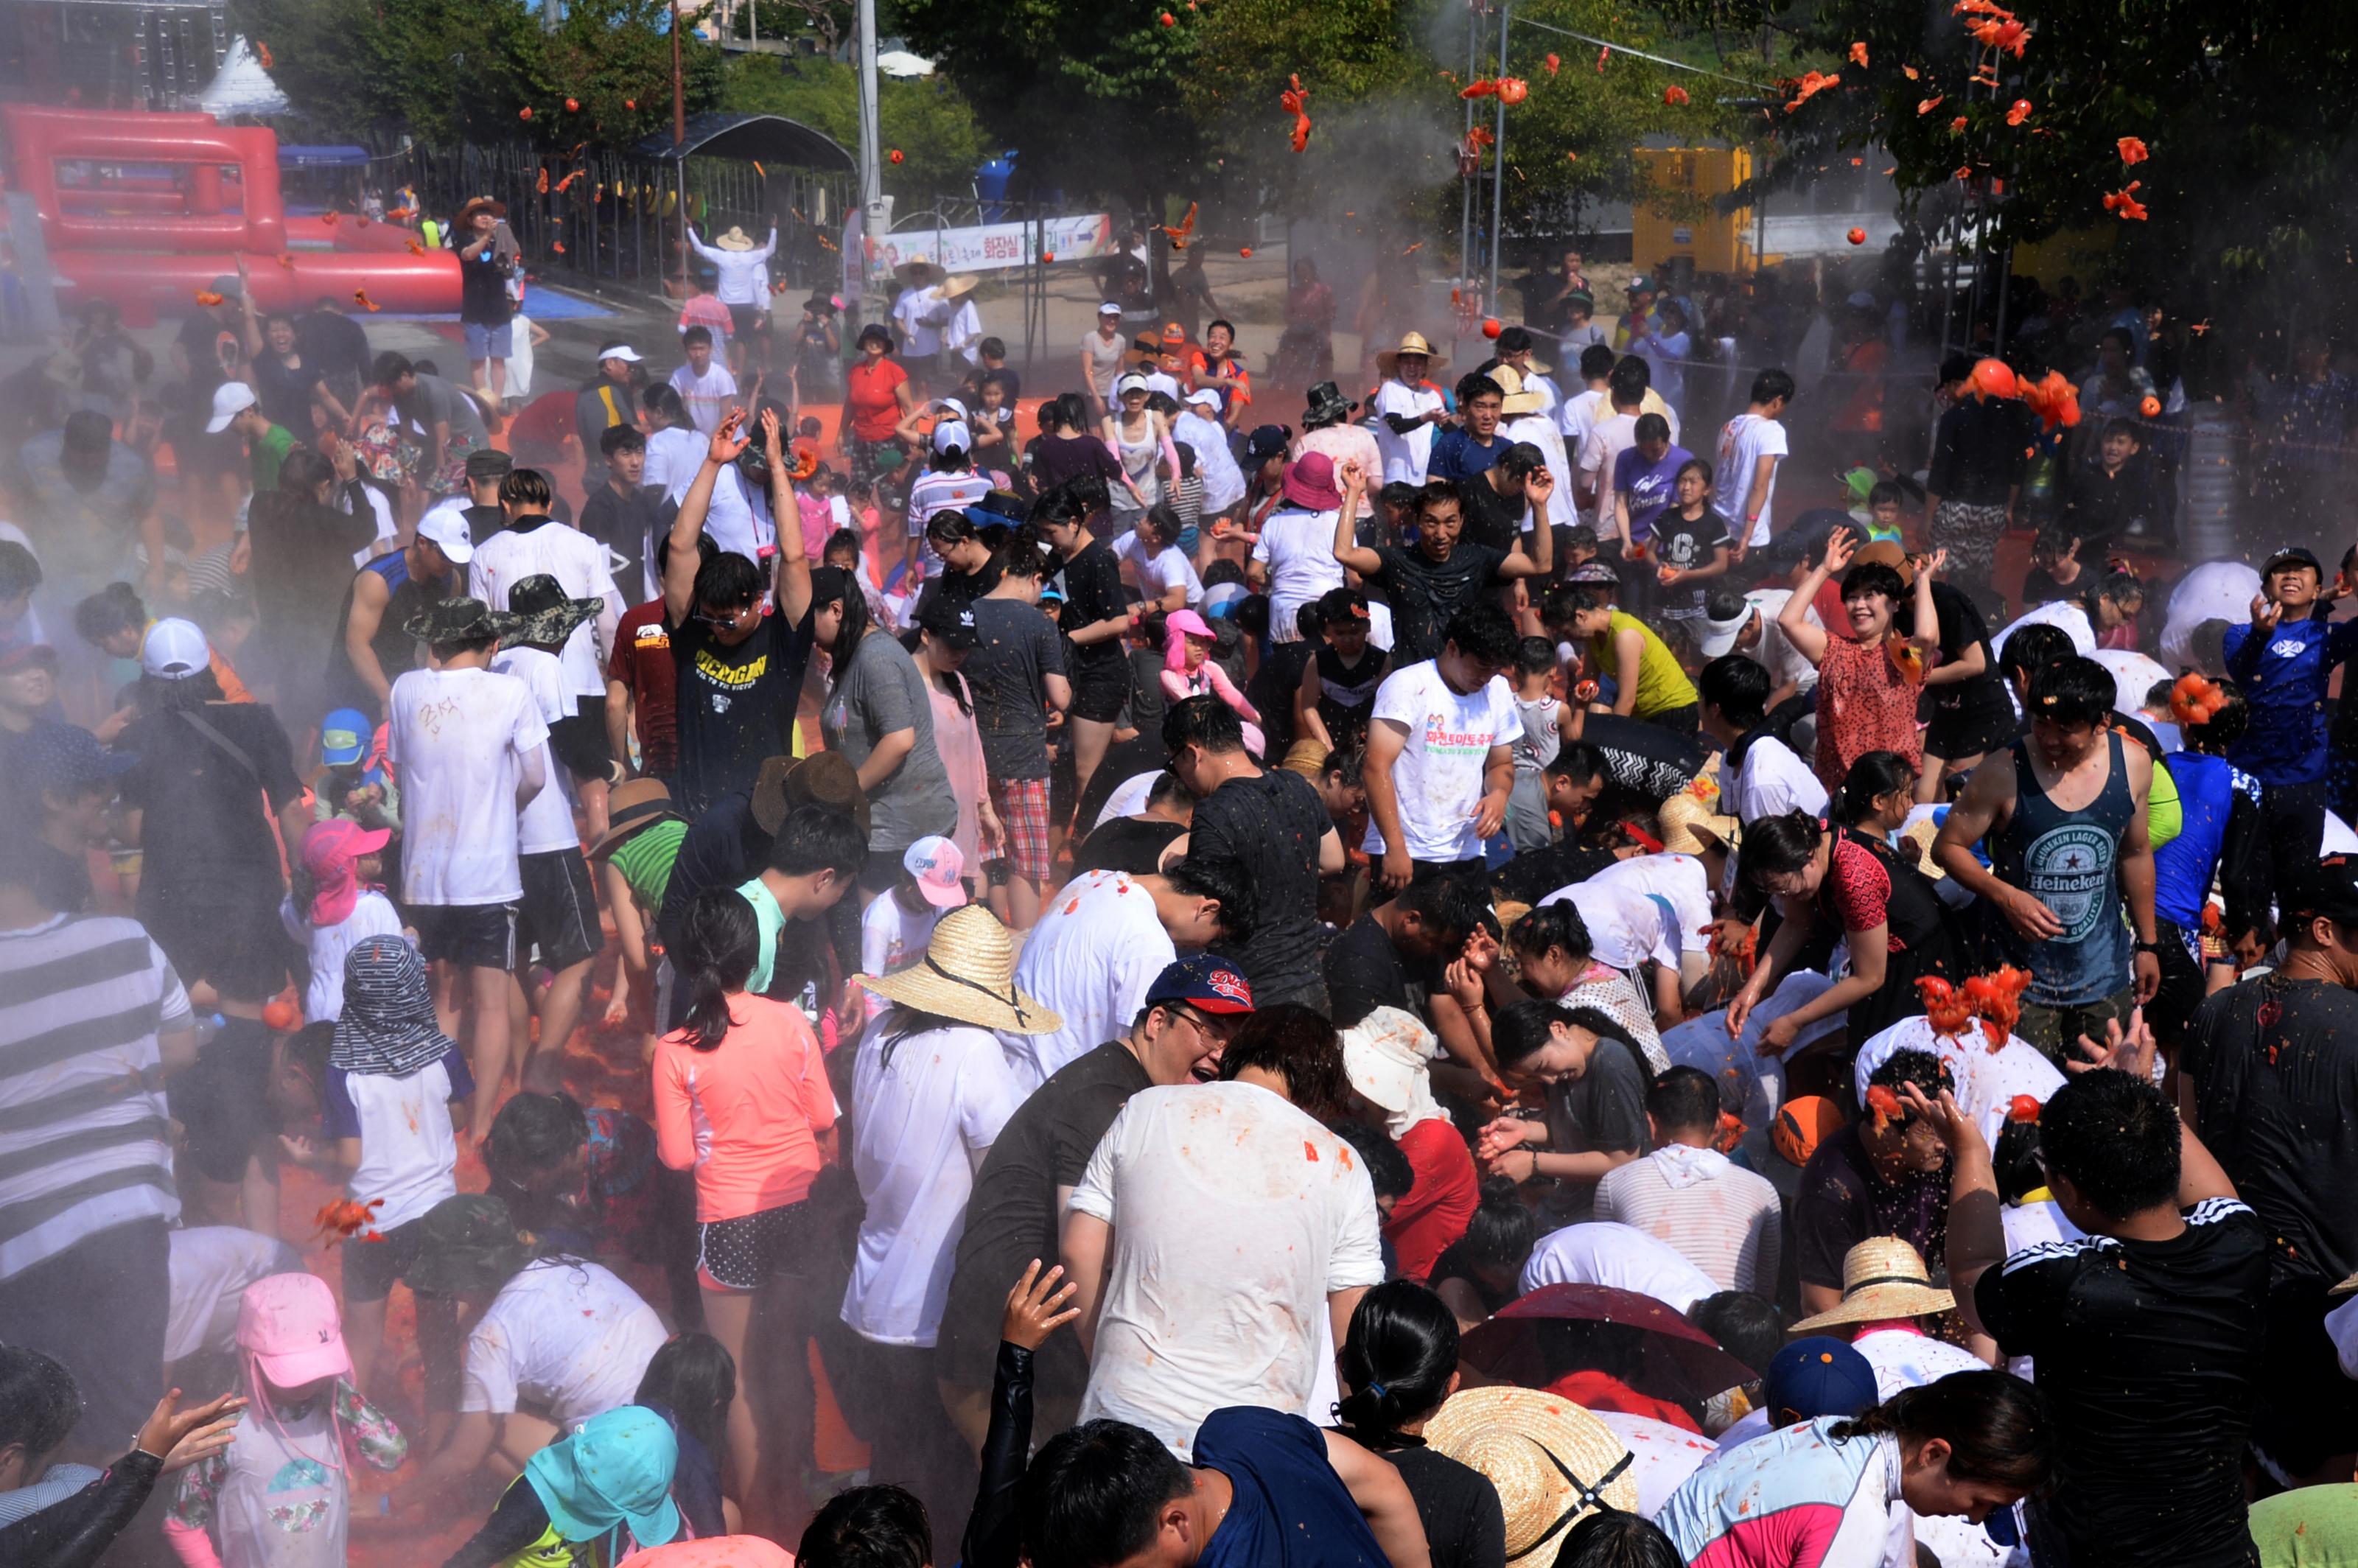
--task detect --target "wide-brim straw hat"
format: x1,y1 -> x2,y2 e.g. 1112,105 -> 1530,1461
895,258 -> 945,286
942,273 -> 980,299
1900,816 -> 1945,881
714,225 -> 757,251
1425,1387 -> 1638,1559
457,195 -> 508,227
1377,331 -> 1449,376
1789,1236 -> 1956,1332
858,906 -> 1063,1036
1490,363 -> 1546,417
1658,791 -> 1740,857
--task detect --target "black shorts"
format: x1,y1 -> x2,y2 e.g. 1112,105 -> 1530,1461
1924,699 -> 2017,761
0,1218 -> 168,1448
170,1018 -> 277,1184
1068,660 -> 1130,724
549,702 -> 614,783
727,303 -> 769,340
339,1211 -> 436,1305
696,1199 -> 822,1292
517,850 -> 602,972
142,883 -> 291,1002
413,902 -> 519,971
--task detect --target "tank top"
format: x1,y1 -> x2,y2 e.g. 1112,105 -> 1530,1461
1992,732 -> 2135,1007
1512,693 -> 1561,774
326,550 -> 442,709
1586,610 -> 1697,720
1111,416 -> 1160,515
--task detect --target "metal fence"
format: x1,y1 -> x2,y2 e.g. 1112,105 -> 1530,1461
392,139 -> 855,301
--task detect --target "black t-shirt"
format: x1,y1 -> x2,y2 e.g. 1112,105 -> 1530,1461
2183,979 -> 2358,1284
912,559 -> 1004,627
244,493 -> 377,660
119,703 -> 302,903
1794,1122 -> 1951,1290
1074,814 -> 1189,876
1186,766 -> 1331,1005
1650,507 -> 1731,617
249,354 -> 324,433
1373,542 -> 1511,666
1458,474 -> 1525,556
966,598 -> 1066,781
1249,639 -> 1319,756
176,310 -> 240,420
1539,1030 -> 1650,1222
1382,1445 -> 1506,1568
656,791 -> 771,967
1324,912 -> 1438,1029
1028,433 -> 1126,494
578,483 -> 660,603
667,604 -> 816,819
1913,581 -> 2014,731
1975,1199 -> 2268,1568
940,1040 -> 1152,1391
2018,566 -> 2081,607
296,308 -> 372,390
1057,539 -> 1128,677
1927,396 -> 2034,506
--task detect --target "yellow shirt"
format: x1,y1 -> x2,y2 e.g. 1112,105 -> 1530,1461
1589,610 -> 1698,718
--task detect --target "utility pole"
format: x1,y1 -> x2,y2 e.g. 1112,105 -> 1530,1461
672,0 -> 688,291
1487,0 -> 1510,308
857,0 -> 886,323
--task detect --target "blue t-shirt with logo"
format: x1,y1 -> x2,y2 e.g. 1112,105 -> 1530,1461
2223,612 -> 2358,786
1192,1407 -> 1389,1568
1612,442 -> 1693,543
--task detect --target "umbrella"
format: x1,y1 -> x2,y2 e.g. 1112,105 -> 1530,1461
1460,1284 -> 1756,1404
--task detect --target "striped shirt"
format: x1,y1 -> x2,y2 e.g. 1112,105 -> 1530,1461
0,914 -> 190,1281
1592,1144 -> 1785,1295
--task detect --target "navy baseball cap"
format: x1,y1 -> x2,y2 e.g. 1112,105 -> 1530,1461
1245,424 -> 1292,467
2264,545 -> 2323,578
1144,953 -> 1256,1015
1763,1337 -> 1880,1424
21,722 -> 134,795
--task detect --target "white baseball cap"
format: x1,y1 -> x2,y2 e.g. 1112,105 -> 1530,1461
205,381 -> 258,434
931,420 -> 973,455
1183,387 -> 1222,410
416,505 -> 475,565
596,343 -> 643,363
1097,301 -> 1123,316
141,617 -> 210,679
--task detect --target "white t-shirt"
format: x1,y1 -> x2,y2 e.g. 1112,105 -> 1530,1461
1728,734 -> 1829,825
1851,1017 -> 2065,1149
2091,648 -> 2169,716
1595,1411 -> 1717,1519
859,888 -> 941,976
1093,770 -> 1166,830
1559,387 -> 1608,461
1852,1326 -> 1989,1400
1591,854 -> 1712,961
1119,533 -> 1205,608
1993,598 -> 2096,660
1004,869 -> 1177,1091
843,1015 -> 1021,1347
489,645 -> 582,855
340,482 -> 400,568
1502,414 -> 1577,530
668,361 -> 741,435
1713,413 -> 1790,547
1519,1219 -> 1719,1313
1578,411 -> 1641,536
1072,1080 -> 1385,1459
2162,561 -> 2261,670
1372,380 -> 1444,484
469,519 -> 620,700
1542,878 -> 1678,973
389,666 -> 549,906
461,1258 -> 668,1424
323,1046 -> 470,1231
1732,589 -> 1821,693
279,890 -> 406,1023
665,460 -> 775,564
164,1227 -> 304,1362
1365,661 -> 1521,863
892,286 -> 948,356
643,425 -> 708,498
1252,506 -> 1346,642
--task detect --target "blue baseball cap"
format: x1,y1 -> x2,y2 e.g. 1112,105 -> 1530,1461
20,722 -> 135,795
321,708 -> 373,767
1144,953 -> 1256,1015
1763,1337 -> 1880,1424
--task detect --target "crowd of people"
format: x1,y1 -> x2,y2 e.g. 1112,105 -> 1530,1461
5,228 -> 2358,1568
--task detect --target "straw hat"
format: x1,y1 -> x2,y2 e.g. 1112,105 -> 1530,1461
1491,363 -> 1546,417
858,906 -> 1062,1036
895,257 -> 945,287
590,777 -> 682,860
714,225 -> 758,251
1899,816 -> 1945,881
1788,1237 -> 1956,1332
1377,331 -> 1449,377
941,273 -> 980,299
1657,791 -> 1739,857
1425,1387 -> 1637,1558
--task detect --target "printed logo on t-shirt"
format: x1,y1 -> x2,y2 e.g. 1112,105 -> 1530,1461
2023,822 -> 2116,942
634,623 -> 671,649
693,645 -> 768,693
2271,638 -> 2306,659
1424,710 -> 1498,755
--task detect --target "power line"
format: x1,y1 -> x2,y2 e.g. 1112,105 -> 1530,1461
1505,15 -> 1772,91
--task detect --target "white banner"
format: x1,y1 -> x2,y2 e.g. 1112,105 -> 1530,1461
866,213 -> 1114,278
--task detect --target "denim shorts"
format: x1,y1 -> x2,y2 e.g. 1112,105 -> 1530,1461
464,320 -> 515,359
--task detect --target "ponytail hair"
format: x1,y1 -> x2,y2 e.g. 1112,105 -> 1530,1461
1832,751 -> 1915,827
1334,1281 -> 1460,1447
1829,1371 -> 2057,1494
673,888 -> 760,1051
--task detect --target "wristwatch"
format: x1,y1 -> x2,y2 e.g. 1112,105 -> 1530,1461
2133,939 -> 2165,955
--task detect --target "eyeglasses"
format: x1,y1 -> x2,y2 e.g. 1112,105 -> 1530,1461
693,603 -> 760,629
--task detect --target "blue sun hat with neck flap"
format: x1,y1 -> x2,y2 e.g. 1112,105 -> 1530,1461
523,1404 -> 682,1552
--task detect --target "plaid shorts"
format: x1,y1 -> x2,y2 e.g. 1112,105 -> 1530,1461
990,776 -> 1054,886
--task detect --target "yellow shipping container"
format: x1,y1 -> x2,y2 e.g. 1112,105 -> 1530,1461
1632,146 -> 1756,274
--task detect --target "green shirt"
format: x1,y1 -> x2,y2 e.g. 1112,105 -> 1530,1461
2252,1485 -> 2358,1568
251,422 -> 295,492
736,875 -> 786,995
608,818 -> 686,911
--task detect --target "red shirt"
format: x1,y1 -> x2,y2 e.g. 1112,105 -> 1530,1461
509,388 -> 577,461
1545,1370 -> 1703,1433
1384,1118 -> 1480,1282
846,356 -> 909,443
607,600 -> 680,779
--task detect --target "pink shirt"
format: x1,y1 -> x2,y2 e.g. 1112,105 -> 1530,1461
654,996 -> 838,1220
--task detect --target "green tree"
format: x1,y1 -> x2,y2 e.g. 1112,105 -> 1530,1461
718,55 -> 987,200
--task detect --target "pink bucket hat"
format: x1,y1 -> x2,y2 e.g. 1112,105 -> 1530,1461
1281,451 -> 1343,511
237,1270 -> 352,1389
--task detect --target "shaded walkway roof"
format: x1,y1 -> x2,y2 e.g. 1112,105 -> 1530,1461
634,111 -> 853,172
